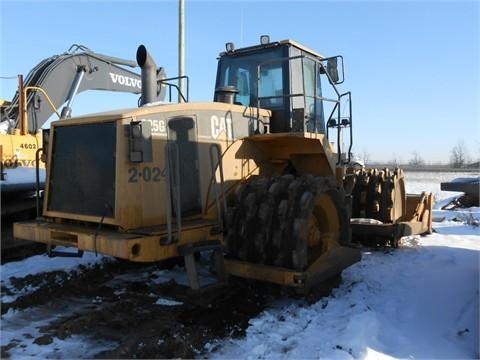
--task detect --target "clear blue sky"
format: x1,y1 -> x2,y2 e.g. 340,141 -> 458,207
1,0 -> 478,164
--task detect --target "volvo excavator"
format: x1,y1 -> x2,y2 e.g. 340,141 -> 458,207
13,37 -> 432,295
1,44 -> 168,257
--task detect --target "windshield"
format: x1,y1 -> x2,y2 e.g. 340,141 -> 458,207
214,44 -> 334,136
215,47 -> 287,107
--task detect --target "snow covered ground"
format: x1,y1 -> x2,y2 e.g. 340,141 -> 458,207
1,171 -> 479,359
209,222 -> 479,359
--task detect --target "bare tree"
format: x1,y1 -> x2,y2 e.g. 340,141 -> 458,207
409,151 -> 425,167
476,140 -> 480,163
450,140 -> 469,168
361,149 -> 370,166
389,153 -> 400,167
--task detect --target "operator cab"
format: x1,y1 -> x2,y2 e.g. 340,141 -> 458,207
214,36 -> 347,136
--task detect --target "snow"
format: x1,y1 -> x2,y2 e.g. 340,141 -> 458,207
210,223 -> 479,359
155,298 -> 184,306
1,171 -> 479,358
0,167 -> 46,193
1,249 -> 104,283
1,306 -> 116,359
1,250 -> 109,303
404,171 -> 474,202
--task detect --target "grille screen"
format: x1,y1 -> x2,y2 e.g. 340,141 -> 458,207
47,122 -> 116,217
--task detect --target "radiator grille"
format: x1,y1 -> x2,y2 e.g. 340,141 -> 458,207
47,121 -> 116,218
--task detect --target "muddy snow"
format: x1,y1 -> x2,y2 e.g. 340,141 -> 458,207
1,171 -> 479,359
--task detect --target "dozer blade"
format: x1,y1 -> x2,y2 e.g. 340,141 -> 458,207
349,168 -> 433,247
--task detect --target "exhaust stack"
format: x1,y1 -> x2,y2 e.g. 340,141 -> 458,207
136,45 -> 157,106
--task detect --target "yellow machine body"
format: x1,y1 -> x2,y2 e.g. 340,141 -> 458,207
0,130 -> 43,170
14,101 -> 336,261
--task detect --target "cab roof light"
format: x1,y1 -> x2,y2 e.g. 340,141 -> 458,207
225,42 -> 235,52
260,35 -> 270,45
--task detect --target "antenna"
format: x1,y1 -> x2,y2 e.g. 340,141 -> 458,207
178,0 -> 185,103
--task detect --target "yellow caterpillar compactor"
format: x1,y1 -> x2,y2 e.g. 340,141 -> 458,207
13,37 -> 432,294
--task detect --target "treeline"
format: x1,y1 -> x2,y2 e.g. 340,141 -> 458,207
359,140 -> 479,172
366,163 -> 479,172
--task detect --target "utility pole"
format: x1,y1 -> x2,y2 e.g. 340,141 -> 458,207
178,0 -> 185,103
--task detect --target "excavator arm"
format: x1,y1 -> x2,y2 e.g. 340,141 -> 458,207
2,44 -> 165,133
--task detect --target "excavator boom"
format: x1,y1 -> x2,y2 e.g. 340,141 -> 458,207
1,44 -> 164,133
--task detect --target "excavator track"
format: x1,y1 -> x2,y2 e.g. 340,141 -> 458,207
225,174 -> 351,272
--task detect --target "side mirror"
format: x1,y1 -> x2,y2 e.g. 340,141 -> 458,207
322,56 -> 344,84
327,58 -> 339,83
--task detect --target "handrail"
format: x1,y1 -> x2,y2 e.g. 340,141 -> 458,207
255,53 -> 343,127
326,91 -> 352,165
164,146 -> 173,243
0,145 -> 4,181
258,93 -> 339,104
249,50 -> 352,165
160,75 -> 190,103
35,147 -> 43,217
255,54 -> 303,131
347,92 -> 353,163
164,142 -> 182,244
209,144 -> 227,229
